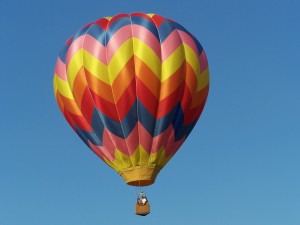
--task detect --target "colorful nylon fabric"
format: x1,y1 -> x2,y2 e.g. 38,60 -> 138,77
53,12 -> 209,186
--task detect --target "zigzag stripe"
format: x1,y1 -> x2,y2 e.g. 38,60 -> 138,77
65,14 -> 160,50
56,92 -> 82,116
74,41 -> 190,88
87,122 -> 185,161
87,99 -> 200,140
96,15 -> 160,45
81,24 -> 106,46
75,35 -> 107,65
64,16 -> 200,68
135,59 -> 192,100
130,15 -> 160,40
54,75 -> 93,132
66,24 -> 200,67
158,19 -> 193,43
175,30 -> 200,57
108,24 -> 161,61
65,52 -> 202,105
66,39 -> 201,88
55,73 -> 208,138
58,13 -> 198,64
66,41 -> 135,87
137,76 -> 182,118
136,57 -> 185,100
84,58 -> 135,103
81,67 -> 203,121
58,61 -> 208,125
107,39 -> 134,83
55,75 -> 137,171
91,78 -> 136,120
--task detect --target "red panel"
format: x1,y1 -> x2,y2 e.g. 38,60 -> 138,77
130,12 -> 156,24
115,78 -> 137,120
137,77 -> 158,117
109,13 -> 129,26
94,18 -> 110,30
156,85 -> 182,119
90,90 -> 119,121
81,87 -> 96,124
151,14 -> 166,27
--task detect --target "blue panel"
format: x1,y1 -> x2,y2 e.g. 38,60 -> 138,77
153,106 -> 178,136
157,20 -> 175,43
95,108 -> 124,138
172,104 -> 184,134
172,104 -> 198,141
192,36 -> 203,56
171,21 -> 203,55
168,21 -> 189,34
106,17 -> 132,43
92,101 -> 138,139
137,100 -> 178,137
131,16 -> 160,40
90,100 -> 196,139
91,109 -> 105,141
86,24 -> 106,46
137,100 -> 156,135
75,125 -> 103,146
120,100 -> 138,138
58,44 -> 69,63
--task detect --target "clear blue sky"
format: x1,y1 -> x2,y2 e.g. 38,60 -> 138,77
0,0 -> 299,224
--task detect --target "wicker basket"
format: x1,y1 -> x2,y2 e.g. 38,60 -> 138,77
135,202 -> 150,216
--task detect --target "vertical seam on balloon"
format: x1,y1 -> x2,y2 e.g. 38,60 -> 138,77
96,18 -> 127,172
58,37 -> 111,162
104,14 -> 134,170
147,15 -> 163,169
184,53 -> 209,140
188,38 -> 210,137
81,24 -> 123,172
128,13 -> 141,176
178,34 -> 207,141
54,67 -> 112,170
79,22 -> 122,172
157,20 -> 187,168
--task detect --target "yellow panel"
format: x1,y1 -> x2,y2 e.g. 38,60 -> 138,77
196,68 -> 209,92
107,39 -> 134,84
66,49 -> 84,90
133,38 -> 161,78
182,43 -> 200,77
113,149 -> 133,170
149,147 -> 166,165
161,45 -> 185,82
53,75 -> 74,99
83,50 -> 109,84
53,76 -> 58,96
105,145 -> 174,170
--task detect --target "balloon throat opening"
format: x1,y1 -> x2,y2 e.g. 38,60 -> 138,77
128,180 -> 153,186
119,166 -> 160,187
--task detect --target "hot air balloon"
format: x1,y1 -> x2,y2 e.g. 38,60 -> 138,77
53,12 -> 209,216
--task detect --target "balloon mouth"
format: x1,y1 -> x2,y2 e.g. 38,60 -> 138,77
119,166 -> 161,187
128,180 -> 154,186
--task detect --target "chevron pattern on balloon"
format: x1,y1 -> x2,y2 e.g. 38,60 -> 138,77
53,12 -> 209,184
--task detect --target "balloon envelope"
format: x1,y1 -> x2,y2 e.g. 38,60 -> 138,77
53,12 -> 209,186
